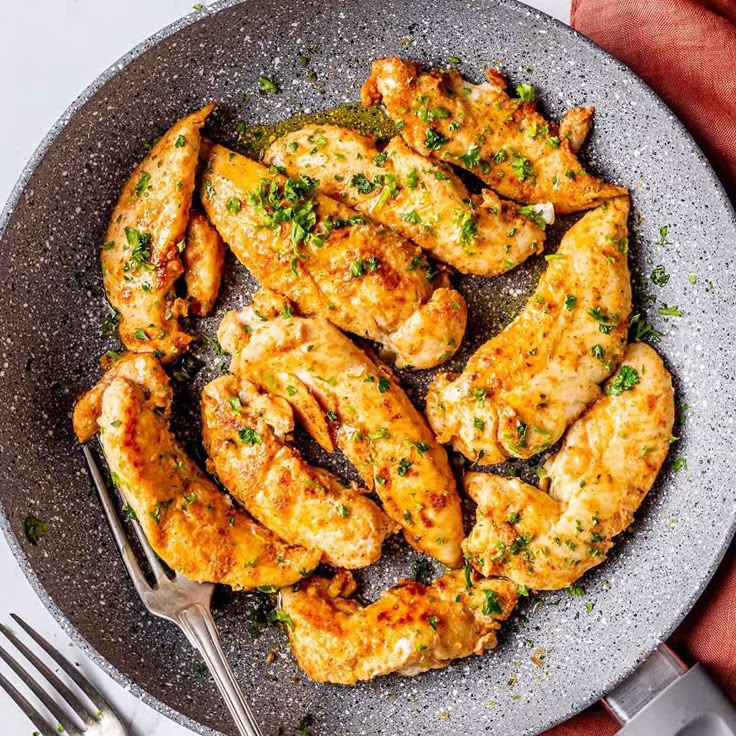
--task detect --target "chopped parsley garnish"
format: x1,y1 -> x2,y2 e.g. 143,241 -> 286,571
471,387 -> 488,404
258,75 -> 279,94
606,365 -> 640,396
121,505 -> 138,521
373,151 -> 388,166
629,313 -> 664,343
149,499 -> 173,525
401,210 -> 422,224
377,376 -> 391,393
406,169 -> 419,189
673,457 -> 688,472
134,171 -> 152,197
226,197 -> 242,214
494,149 -> 507,163
24,516 -> 49,545
459,143 -> 481,168
336,504 -> 350,518
397,458 -> 413,476
564,294 -> 577,311
238,427 -> 263,444
454,208 -> 477,246
428,615 -> 440,630
517,204 -> 546,230
351,173 -> 376,194
124,227 -> 152,271
591,344 -> 605,360
412,558 -> 434,585
657,225 -> 671,246
587,307 -> 618,333
515,83 -> 536,102
482,589 -> 503,615
425,127 -> 449,150
565,583 -> 585,597
650,265 -> 670,286
474,417 -> 485,431
268,609 -> 294,629
511,151 -> 534,182
406,439 -> 431,455
175,134 -> 186,148
657,304 -> 682,317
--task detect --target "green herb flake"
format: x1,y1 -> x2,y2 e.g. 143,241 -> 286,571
651,265 -> 670,286
515,83 -> 536,102
482,589 -> 503,615
258,75 -> 279,94
226,197 -> 242,215
238,427 -> 263,444
25,516 -> 49,545
606,365 -> 640,396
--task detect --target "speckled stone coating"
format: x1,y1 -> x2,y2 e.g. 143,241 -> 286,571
0,1 -> 735,735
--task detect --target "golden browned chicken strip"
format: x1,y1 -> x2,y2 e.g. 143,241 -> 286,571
463,343 -> 675,590
200,374 -> 396,569
263,125 -> 548,276
72,354 -> 319,589
280,568 -> 517,684
362,58 -> 628,214
183,211 -> 225,316
101,104 -> 214,362
426,196 -> 632,465
218,295 -> 464,567
200,142 -> 467,369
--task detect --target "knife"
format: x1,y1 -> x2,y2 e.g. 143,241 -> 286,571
602,643 -> 736,735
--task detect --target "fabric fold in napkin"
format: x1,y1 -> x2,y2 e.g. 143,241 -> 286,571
546,1 -> 736,733
571,0 -> 736,199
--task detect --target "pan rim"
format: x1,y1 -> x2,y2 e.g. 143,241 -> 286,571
0,1 -> 734,734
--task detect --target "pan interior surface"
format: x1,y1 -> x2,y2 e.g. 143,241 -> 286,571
0,1 -> 734,735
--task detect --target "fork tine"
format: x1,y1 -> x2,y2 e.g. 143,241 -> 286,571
10,615 -> 121,720
0,639 -> 83,735
82,445 -> 153,597
127,511 -> 172,586
0,623 -> 91,730
0,669 -> 58,736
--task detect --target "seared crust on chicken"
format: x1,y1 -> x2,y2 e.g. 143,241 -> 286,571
426,196 -> 632,465
263,125 -> 546,276
200,374 -> 396,569
218,300 -> 464,567
200,142 -> 467,369
73,354 -> 319,589
361,58 -> 627,214
280,569 -> 517,684
463,343 -> 675,590
183,211 -> 225,316
101,104 -> 214,362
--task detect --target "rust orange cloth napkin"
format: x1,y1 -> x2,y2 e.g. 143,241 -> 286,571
571,0 -> 736,199
545,2 -> 736,732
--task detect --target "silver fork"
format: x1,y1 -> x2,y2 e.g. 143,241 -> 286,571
82,445 -> 264,736
0,613 -> 126,735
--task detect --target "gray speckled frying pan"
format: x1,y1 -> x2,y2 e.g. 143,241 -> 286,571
1,1 -> 735,734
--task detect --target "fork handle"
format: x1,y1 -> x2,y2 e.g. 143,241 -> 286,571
177,604 -> 264,736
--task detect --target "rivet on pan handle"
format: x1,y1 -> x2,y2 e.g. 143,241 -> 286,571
603,644 -> 736,735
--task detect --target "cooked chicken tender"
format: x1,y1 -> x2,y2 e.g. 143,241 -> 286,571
200,142 -> 467,369
73,354 -> 319,589
264,125 -> 546,275
362,58 -> 627,214
280,569 -> 517,684
218,301 -> 464,567
200,374 -> 396,569
183,211 -> 225,316
101,104 -> 214,362
463,343 -> 675,590
426,196 -> 631,465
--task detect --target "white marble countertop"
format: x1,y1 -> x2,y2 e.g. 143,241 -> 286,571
0,1 -> 571,733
